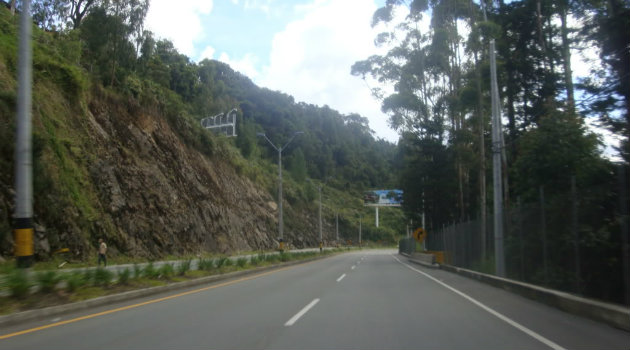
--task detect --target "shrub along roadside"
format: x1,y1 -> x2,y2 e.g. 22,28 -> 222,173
0,249 -> 343,315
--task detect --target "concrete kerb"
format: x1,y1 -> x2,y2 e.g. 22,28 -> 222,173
407,253 -> 439,269
437,263 -> 630,331
0,253 -> 337,328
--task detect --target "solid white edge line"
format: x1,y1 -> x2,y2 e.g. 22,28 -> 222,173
336,274 -> 346,282
284,299 -> 320,327
392,255 -> 567,350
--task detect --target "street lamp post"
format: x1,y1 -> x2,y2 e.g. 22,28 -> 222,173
318,185 -> 322,252
335,211 -> 339,246
257,131 -> 303,251
359,215 -> 362,248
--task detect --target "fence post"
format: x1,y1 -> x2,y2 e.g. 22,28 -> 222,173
619,165 -> 629,306
571,176 -> 581,294
540,186 -> 548,285
517,196 -> 524,280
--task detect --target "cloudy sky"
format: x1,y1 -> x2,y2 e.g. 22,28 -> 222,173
145,0 -> 400,142
144,0 -> 619,155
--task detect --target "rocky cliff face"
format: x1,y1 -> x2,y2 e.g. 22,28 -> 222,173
0,85 -> 304,260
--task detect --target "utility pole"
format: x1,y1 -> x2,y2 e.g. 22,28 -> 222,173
14,0 -> 34,268
481,0 -> 505,277
318,185 -> 322,252
335,211 -> 339,244
359,216 -> 362,248
257,131 -> 303,251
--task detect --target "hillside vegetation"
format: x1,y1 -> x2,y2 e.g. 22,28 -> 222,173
0,6 -> 403,261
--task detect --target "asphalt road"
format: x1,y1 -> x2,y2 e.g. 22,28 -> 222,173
0,250 -> 627,349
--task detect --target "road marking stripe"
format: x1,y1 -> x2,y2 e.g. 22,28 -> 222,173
284,299 -> 320,326
0,264 -> 304,340
336,274 -> 346,282
351,265 -> 356,270
392,255 -> 567,350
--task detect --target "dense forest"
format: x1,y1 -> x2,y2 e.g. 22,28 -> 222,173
352,0 -> 629,303
352,0 -> 629,230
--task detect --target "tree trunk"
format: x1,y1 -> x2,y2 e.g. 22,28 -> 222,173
471,0 -> 487,259
10,0 -> 16,15
560,6 -> 575,115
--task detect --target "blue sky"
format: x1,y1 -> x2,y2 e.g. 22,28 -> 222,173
146,0 -> 400,143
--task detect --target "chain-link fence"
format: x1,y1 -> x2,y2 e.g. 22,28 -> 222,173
419,166 -> 629,306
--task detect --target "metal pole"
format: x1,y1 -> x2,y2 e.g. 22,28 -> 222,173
517,197 -> 524,280
571,176 -> 581,293
618,165 -> 629,306
359,216 -> 362,247
375,206 -> 379,227
318,185 -> 322,252
257,132 -> 302,252
14,0 -> 34,268
278,149 -> 284,251
540,186 -> 548,285
481,0 -> 505,277
335,212 -> 339,242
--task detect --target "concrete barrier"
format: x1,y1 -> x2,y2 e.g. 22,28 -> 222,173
439,264 -> 630,331
407,253 -> 439,269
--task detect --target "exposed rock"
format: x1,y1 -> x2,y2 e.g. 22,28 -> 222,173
0,87 -> 323,261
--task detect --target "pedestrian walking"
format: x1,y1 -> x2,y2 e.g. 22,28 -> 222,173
98,238 -> 107,266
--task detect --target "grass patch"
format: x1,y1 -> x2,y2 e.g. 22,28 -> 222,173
35,270 -> 61,293
6,269 -> 32,299
236,257 -> 248,268
177,260 -> 191,276
64,271 -> 85,292
117,268 -> 131,285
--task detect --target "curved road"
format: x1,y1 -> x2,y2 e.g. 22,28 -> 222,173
0,250 -> 627,349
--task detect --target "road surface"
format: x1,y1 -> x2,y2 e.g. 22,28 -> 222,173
0,250 -> 627,349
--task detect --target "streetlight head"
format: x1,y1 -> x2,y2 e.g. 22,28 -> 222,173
295,131 -> 304,135
256,133 -> 265,137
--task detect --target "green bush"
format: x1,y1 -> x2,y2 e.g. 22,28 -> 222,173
223,258 -> 233,267
82,269 -> 94,284
7,269 -> 32,299
64,271 -> 85,292
133,264 -> 142,279
143,263 -> 159,279
215,257 -> 228,268
94,268 -> 113,287
236,258 -> 247,268
158,263 -> 174,278
279,253 -> 290,262
117,268 -> 131,285
35,270 -> 61,293
249,256 -> 259,266
198,258 -> 214,271
257,253 -> 266,262
177,260 -> 191,276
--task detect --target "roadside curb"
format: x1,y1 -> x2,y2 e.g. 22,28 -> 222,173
437,262 -> 630,331
407,258 -> 439,269
0,254 -> 335,328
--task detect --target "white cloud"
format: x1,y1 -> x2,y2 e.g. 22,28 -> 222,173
243,0 -> 272,14
219,52 -> 261,80
145,0 -> 213,58
200,46 -> 216,61
255,0 -> 402,142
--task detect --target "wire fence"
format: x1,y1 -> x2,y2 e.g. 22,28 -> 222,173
407,165 -> 630,306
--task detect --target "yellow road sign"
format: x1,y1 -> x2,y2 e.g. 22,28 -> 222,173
413,228 -> 426,242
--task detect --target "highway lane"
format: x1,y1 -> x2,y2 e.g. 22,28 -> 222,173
0,250 -> 627,349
